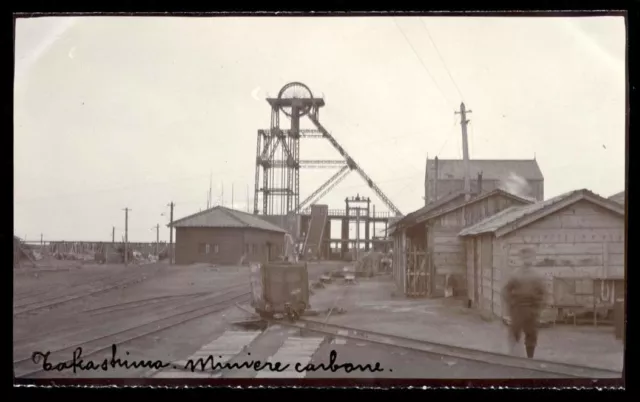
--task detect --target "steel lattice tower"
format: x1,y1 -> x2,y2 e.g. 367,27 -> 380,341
254,82 -> 403,218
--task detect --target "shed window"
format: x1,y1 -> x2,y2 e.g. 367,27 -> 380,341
205,244 -> 210,254
213,244 -> 219,254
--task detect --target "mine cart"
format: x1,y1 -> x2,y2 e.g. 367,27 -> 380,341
249,261 -> 310,321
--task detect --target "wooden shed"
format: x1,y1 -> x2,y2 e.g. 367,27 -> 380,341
391,188 -> 534,298
608,190 -> 625,206
459,189 -> 625,321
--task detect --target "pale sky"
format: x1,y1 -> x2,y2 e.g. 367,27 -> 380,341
14,15 -> 626,242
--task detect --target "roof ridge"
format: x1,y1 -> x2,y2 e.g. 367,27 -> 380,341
460,187 -> 624,237
218,206 -> 251,227
170,205 -> 221,226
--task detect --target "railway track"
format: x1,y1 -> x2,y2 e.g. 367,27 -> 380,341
143,328 -> 274,379
13,290 -> 222,351
270,317 -> 621,379
81,292 -> 211,316
14,286 -> 252,379
14,271 -> 123,304
13,266 -> 163,317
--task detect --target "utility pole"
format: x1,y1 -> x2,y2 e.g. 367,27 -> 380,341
455,102 -> 472,201
168,202 -> 175,264
112,226 -> 115,243
154,224 -> 160,257
355,207 -> 360,262
40,233 -> 43,246
208,172 -> 212,209
123,208 -> 131,266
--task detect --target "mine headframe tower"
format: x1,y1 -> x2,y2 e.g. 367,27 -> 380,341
253,82 -> 403,218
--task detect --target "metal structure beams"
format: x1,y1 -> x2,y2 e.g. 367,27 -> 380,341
307,114 -> 403,216
254,82 -> 402,220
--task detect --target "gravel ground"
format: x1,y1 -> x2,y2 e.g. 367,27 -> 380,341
14,260 -> 333,379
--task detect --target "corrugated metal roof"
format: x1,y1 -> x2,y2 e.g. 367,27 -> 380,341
459,189 -> 624,237
608,191 -> 625,205
169,206 -> 287,233
426,158 -> 544,181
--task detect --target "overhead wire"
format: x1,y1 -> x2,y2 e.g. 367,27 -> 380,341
435,114 -> 459,158
392,18 -> 455,111
470,120 -> 475,158
420,19 -> 465,102
22,22 -> 466,222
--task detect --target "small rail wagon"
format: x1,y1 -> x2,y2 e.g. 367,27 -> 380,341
249,261 -> 310,321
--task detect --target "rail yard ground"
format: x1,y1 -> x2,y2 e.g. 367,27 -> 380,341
13,261 -> 623,381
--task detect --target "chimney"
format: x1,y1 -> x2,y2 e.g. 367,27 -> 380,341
477,171 -> 483,194
434,156 -> 439,203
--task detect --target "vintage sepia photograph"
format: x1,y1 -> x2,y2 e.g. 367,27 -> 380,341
13,12 -> 626,385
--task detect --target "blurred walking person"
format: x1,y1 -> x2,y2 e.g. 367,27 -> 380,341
502,247 -> 548,358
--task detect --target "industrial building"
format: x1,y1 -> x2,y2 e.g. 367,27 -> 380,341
424,157 -> 544,205
169,206 -> 287,265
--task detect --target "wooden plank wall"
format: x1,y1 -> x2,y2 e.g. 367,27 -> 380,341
491,238 -> 507,317
496,200 -> 624,317
465,238 -> 474,302
479,235 -> 493,312
433,194 -> 529,297
432,226 -> 465,296
465,235 -> 496,312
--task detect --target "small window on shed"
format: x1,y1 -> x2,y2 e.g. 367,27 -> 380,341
205,244 -> 210,254
213,244 -> 219,254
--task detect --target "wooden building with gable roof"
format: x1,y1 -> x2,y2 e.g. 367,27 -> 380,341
391,187 -> 534,298
608,190 -> 625,206
459,189 -> 625,322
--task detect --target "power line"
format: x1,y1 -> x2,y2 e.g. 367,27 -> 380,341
393,18 -> 454,110
420,19 -> 465,101
470,120 -> 475,158
436,115 -> 459,157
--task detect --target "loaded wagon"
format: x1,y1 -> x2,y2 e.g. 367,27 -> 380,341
249,261 -> 310,321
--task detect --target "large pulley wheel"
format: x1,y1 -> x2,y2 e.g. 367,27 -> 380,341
277,82 -> 313,118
